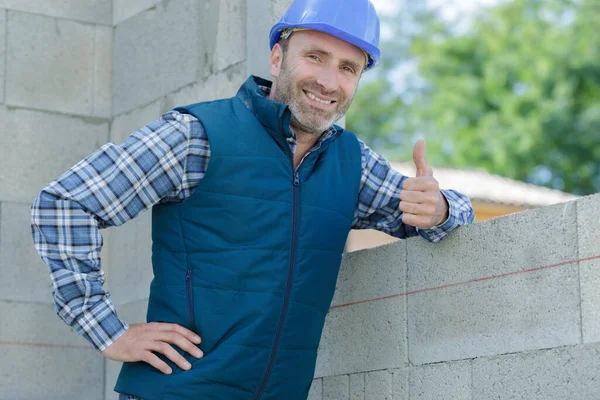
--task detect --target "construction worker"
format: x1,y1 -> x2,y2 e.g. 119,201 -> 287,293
31,0 -> 474,399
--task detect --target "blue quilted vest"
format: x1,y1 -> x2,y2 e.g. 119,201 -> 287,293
114,76 -> 362,399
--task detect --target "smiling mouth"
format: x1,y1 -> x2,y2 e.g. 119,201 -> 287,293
303,90 -> 336,106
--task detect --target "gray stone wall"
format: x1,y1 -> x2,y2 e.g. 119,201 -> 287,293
0,2 -> 112,399
311,194 -> 600,400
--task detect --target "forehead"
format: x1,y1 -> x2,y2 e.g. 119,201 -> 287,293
287,30 -> 366,65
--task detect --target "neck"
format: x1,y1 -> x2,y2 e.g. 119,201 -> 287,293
294,129 -> 321,148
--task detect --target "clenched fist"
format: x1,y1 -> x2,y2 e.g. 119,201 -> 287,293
399,140 -> 449,229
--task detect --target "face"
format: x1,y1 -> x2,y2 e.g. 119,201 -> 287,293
269,30 -> 366,135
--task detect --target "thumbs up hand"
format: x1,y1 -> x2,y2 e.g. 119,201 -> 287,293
399,140 -> 449,229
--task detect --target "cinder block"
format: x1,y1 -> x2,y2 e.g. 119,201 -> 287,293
323,375 -> 349,400
113,0 -> 161,25
0,344 -> 103,400
349,373 -> 365,400
578,194 -> 600,258
115,298 -> 149,325
246,0 -> 271,79
93,25 -> 112,118
113,0 -> 202,113
0,301 -> 90,347
407,201 -> 578,292
0,202 -> 53,303
391,368 -> 408,400
365,370 -> 393,400
110,99 -> 163,144
308,378 -> 323,400
581,258 -> 600,343
271,0 -> 293,24
576,195 -> 600,344
208,0 -> 245,72
409,361 -> 471,399
408,264 -> 580,365
6,12 -> 105,116
105,211 -> 153,306
0,10 -> 5,105
472,343 -> 600,399
0,107 -> 108,203
0,0 -> 111,24
105,359 -> 123,400
332,241 -> 407,307
315,297 -> 406,377
164,62 -> 247,111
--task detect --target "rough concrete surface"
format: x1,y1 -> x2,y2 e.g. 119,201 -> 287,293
0,107 -> 109,204
6,12 -> 102,116
316,297 -> 406,377
408,263 -> 581,364
0,345 -> 103,400
472,343 -> 600,399
407,200 -> 578,293
0,202 -> 54,303
409,361 -> 471,399
0,0 -> 112,25
332,241 -> 407,307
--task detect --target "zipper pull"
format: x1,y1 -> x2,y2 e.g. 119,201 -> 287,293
186,269 -> 192,280
294,172 -> 300,186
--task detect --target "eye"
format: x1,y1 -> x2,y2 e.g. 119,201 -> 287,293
307,54 -> 321,62
342,66 -> 356,75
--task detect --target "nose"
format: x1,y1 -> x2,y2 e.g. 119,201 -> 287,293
315,64 -> 339,94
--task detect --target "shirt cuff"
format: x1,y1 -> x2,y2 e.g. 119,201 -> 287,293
68,298 -> 129,352
416,190 -> 458,243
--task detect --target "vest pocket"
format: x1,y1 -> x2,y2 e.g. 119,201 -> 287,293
185,269 -> 197,332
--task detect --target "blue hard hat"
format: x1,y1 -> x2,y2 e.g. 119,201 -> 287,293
269,0 -> 381,70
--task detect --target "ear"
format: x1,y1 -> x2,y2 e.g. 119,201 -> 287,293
269,43 -> 284,79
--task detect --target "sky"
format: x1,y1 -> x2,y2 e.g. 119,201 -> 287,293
371,0 -> 504,24
368,0 -> 504,92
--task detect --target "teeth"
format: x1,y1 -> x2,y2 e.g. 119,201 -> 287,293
307,92 -> 332,104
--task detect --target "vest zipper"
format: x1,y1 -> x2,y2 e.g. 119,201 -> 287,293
186,269 -> 197,332
253,170 -> 300,399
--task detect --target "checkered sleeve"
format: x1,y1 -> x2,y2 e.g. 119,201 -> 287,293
30,110 -> 209,351
351,140 -> 474,242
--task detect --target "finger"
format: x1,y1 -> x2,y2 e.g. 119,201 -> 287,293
402,213 -> 434,229
153,323 -> 202,344
402,177 -> 439,193
148,341 -> 192,371
399,201 -> 436,217
399,189 -> 440,204
413,140 -> 433,177
141,351 -> 173,375
153,331 -> 203,359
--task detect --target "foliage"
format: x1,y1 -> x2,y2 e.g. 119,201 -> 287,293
348,0 -> 600,195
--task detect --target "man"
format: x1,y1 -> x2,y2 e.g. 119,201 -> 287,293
31,0 -> 474,399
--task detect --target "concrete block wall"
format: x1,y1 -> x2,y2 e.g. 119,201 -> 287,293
311,194 -> 600,399
0,1 -> 111,398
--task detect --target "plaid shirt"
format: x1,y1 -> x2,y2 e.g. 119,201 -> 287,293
31,109 -> 474,352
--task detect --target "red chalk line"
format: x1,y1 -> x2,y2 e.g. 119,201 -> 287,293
4,255 -> 599,349
330,254 -> 600,310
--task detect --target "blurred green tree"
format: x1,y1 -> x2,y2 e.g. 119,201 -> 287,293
348,0 -> 600,195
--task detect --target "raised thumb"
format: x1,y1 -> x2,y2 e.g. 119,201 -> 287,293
413,140 -> 433,177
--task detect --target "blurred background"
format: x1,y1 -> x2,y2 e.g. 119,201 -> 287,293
355,0 -> 599,197
345,0 -> 598,250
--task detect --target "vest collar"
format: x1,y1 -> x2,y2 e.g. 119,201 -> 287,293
235,76 -> 346,159
236,76 -> 292,139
